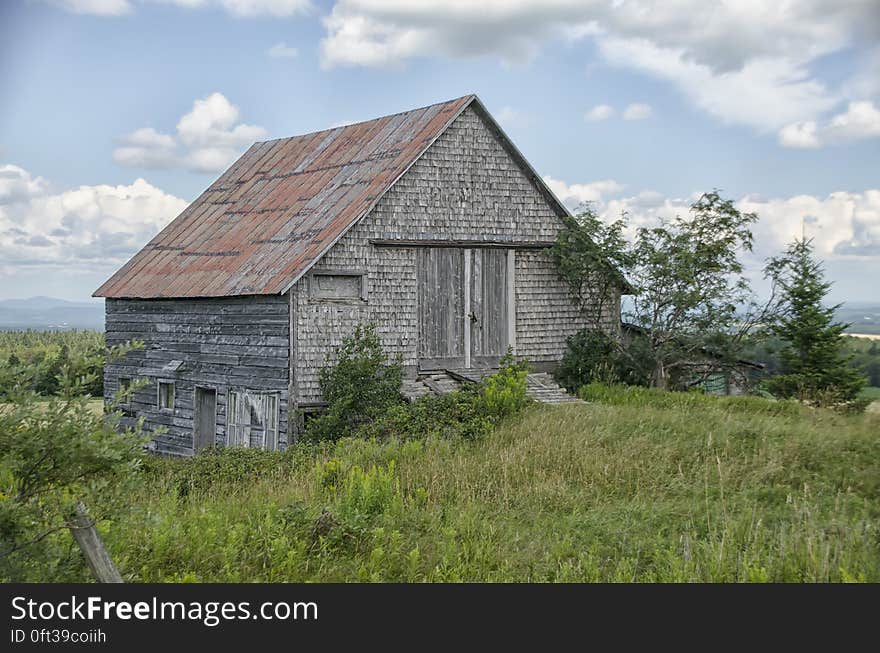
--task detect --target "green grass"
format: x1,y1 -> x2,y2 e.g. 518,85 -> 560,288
83,386 -> 880,583
859,386 -> 880,400
0,399 -> 103,416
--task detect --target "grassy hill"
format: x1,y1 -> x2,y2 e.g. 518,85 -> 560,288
88,386 -> 878,583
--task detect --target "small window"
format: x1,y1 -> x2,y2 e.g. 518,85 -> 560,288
227,390 -> 279,450
310,272 -> 363,301
119,377 -> 131,406
158,381 -> 175,410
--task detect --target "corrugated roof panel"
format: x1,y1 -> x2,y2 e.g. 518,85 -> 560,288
96,94 -> 561,298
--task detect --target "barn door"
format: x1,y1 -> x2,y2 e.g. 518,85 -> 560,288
470,249 -> 510,367
418,248 -> 465,369
193,387 -> 216,452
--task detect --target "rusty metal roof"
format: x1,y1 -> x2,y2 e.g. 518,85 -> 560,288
94,94 -> 567,299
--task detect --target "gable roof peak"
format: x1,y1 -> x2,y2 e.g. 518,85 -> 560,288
94,93 -> 564,299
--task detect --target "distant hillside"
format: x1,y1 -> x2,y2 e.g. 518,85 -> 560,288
0,296 -> 875,334
0,296 -> 103,331
837,302 -> 880,335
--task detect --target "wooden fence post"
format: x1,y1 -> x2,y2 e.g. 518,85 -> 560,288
69,501 -> 124,583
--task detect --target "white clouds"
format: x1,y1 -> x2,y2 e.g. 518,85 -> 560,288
622,102 -> 652,121
0,166 -> 188,274
548,175 -> 880,261
827,100 -> 880,138
779,101 -> 880,148
584,104 -> 613,122
317,1 -> 876,139
217,0 -> 311,17
543,176 -> 624,207
0,165 -> 49,204
267,42 -> 299,58
778,121 -> 821,149
316,1 -> 874,70
320,1 -> 567,69
113,127 -> 179,168
496,106 -> 530,129
49,0 -> 312,16
584,102 -> 652,123
113,92 -> 268,174
740,190 -> 880,259
176,93 -> 266,148
48,0 -> 132,16
598,37 -> 837,132
826,101 -> 880,141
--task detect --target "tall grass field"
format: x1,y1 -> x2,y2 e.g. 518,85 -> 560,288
30,385 -> 874,583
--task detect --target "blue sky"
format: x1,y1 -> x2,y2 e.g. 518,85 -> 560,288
1,0 -> 878,303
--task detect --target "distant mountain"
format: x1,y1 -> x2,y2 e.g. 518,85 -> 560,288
837,302 -> 880,335
0,295 -> 876,335
0,296 -> 103,330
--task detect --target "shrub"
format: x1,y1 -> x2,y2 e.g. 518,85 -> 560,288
0,340 -> 145,582
305,324 -> 404,442
475,350 -> 529,420
356,387 -> 493,441
0,330 -> 105,400
357,352 -> 530,442
556,327 -> 651,392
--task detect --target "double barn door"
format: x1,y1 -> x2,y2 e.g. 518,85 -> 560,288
418,247 -> 513,370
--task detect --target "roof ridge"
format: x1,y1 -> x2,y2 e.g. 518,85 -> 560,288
255,94 -> 477,145
94,94 -> 479,298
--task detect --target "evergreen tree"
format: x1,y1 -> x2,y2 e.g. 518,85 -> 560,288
764,238 -> 864,403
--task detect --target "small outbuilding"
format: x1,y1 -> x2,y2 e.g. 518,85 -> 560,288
95,95 -> 623,455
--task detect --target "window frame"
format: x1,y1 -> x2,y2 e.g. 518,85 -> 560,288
118,377 -> 132,407
227,389 -> 280,451
309,269 -> 366,302
157,380 -> 175,411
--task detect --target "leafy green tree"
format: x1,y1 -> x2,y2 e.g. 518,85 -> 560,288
552,208 -> 632,325
763,238 -> 865,404
0,342 -> 145,581
553,191 -> 770,389
306,324 -> 403,442
0,330 -> 105,400
35,344 -> 68,396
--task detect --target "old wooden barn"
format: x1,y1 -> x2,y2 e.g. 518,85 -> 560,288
95,95 -> 623,455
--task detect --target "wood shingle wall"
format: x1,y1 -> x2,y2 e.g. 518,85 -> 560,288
292,105 -> 608,404
104,104 -> 621,452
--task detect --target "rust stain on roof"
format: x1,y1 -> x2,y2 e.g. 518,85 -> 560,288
95,95 -> 476,299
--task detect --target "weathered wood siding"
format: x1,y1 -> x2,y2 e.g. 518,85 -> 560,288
292,105 -> 612,404
514,250 -> 620,363
104,296 -> 289,455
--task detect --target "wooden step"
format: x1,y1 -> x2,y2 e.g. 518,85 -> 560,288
403,370 -> 582,405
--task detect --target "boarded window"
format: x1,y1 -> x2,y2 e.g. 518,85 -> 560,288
158,381 -> 174,410
311,273 -> 363,300
119,377 -> 131,406
227,391 -> 279,450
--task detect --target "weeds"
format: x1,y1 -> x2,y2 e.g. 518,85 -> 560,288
68,386 -> 878,582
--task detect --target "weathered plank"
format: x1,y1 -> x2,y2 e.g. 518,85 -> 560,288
105,295 -> 290,456
69,502 -> 123,583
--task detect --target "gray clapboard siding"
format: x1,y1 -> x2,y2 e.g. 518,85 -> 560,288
105,295 -> 290,455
